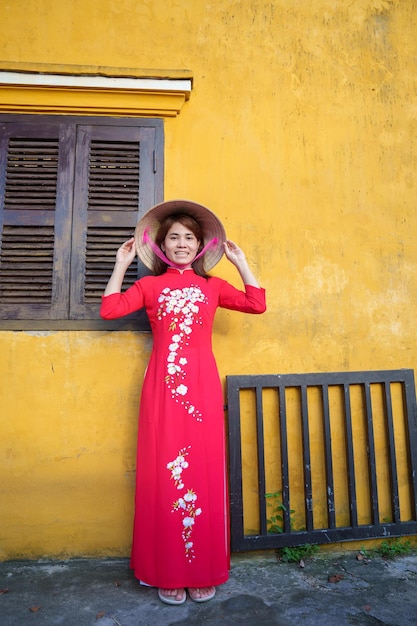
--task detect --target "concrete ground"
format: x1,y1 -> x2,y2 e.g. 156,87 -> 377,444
1,550 -> 417,626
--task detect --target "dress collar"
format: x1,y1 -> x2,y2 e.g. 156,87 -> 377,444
166,267 -> 195,275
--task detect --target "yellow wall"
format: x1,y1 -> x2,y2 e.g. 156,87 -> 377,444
1,0 -> 417,558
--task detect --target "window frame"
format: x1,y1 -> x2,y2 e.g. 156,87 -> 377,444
0,113 -> 164,331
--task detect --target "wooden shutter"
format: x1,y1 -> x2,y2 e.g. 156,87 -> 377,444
0,122 -> 74,319
69,123 -> 158,322
0,115 -> 163,329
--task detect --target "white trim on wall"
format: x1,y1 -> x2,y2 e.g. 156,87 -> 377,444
0,71 -> 192,94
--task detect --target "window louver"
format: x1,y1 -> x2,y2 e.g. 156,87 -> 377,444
0,137 -> 59,305
88,140 -> 140,210
0,225 -> 54,303
4,138 -> 59,210
84,227 -> 138,302
84,139 -> 140,302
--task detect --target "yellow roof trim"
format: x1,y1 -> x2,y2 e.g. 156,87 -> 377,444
0,67 -> 193,118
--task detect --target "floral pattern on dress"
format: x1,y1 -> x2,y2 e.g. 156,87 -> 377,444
167,447 -> 202,562
157,285 -> 207,422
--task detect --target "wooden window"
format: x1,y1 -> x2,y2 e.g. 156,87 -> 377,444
0,114 -> 163,330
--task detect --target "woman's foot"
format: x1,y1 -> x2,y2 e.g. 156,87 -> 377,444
158,588 -> 186,605
188,586 -> 216,603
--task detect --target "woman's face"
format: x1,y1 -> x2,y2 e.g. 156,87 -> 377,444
162,221 -> 201,268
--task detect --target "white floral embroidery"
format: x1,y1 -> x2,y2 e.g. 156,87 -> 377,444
176,384 -> 188,396
157,284 -> 207,422
168,447 -> 202,562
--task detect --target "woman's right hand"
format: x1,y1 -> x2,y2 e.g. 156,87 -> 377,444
115,237 -> 136,266
104,238 -> 136,296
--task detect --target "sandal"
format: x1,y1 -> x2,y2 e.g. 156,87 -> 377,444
188,587 -> 216,603
158,588 -> 186,605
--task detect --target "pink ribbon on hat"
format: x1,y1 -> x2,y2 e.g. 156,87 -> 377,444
142,227 -> 219,270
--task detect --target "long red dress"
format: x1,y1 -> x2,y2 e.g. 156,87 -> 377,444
100,268 -> 266,588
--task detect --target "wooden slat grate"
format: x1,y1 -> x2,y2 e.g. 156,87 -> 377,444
227,370 -> 417,552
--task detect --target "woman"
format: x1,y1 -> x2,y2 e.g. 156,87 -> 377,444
100,200 -> 266,605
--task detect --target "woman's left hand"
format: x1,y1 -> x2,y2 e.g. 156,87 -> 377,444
223,239 -> 260,287
223,240 -> 246,265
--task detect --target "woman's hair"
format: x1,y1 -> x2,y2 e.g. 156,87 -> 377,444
153,213 -> 209,277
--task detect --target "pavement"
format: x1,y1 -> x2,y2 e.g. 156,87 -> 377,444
1,550 -> 417,626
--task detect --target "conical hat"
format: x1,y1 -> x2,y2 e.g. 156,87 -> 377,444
135,199 -> 226,271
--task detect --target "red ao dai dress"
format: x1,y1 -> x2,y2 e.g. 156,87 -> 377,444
100,267 -> 266,589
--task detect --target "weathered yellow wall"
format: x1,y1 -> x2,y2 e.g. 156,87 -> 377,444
1,0 -> 417,558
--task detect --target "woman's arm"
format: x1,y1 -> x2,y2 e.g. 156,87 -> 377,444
223,240 -> 260,288
104,237 -> 136,296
